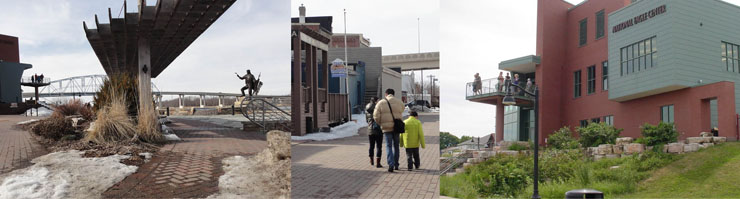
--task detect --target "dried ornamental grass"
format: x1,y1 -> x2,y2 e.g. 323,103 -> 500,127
136,105 -> 163,143
86,90 -> 137,143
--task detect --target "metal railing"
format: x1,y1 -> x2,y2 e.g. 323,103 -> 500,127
241,98 -> 292,133
466,77 -> 536,98
439,152 -> 473,175
20,76 -> 51,84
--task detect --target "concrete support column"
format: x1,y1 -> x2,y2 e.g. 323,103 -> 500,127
218,95 -> 224,107
496,102 -> 505,145
137,36 -> 153,115
178,94 -> 184,109
199,95 -> 205,108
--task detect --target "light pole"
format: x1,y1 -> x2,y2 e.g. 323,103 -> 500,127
502,78 -> 540,199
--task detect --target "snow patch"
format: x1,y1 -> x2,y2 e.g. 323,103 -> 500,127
139,153 -> 153,162
16,119 -> 39,125
208,131 -> 290,199
164,134 -> 181,141
291,114 -> 368,141
0,150 -> 137,199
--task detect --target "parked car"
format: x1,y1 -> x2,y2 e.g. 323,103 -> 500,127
406,100 -> 431,111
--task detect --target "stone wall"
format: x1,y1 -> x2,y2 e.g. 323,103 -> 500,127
587,134 -> 727,160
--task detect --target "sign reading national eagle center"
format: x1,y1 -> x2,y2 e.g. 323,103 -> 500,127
331,58 -> 346,78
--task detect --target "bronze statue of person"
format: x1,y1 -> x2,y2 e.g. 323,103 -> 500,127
236,69 -> 256,97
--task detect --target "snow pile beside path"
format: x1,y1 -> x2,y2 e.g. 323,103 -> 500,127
0,150 -> 137,199
208,131 -> 291,199
291,114 -> 368,141
164,134 -> 181,141
16,119 -> 39,125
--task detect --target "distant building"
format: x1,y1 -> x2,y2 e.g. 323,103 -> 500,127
0,34 -> 32,104
328,33 -> 401,112
457,134 -> 494,150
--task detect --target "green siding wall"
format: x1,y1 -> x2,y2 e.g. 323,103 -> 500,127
609,0 -> 740,114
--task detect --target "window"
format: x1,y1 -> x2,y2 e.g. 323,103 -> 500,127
579,19 -> 588,46
661,105 -> 674,123
621,36 -> 657,76
579,120 -> 589,127
596,10 -> 605,39
574,70 -> 582,98
591,118 -> 601,123
602,61 -> 608,90
587,65 -> 596,94
722,41 -> 740,72
603,115 -> 614,125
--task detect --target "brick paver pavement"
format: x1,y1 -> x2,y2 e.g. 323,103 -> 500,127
292,112 -> 440,199
0,115 -> 48,174
103,117 -> 267,198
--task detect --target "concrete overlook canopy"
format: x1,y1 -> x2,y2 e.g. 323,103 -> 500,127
83,0 -> 236,77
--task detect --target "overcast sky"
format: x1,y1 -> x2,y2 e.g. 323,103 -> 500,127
0,0 -> 289,98
440,0 -> 740,138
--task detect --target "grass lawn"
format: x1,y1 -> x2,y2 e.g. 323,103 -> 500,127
619,142 -> 740,198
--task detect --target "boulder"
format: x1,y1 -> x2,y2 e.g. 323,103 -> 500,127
598,144 -> 613,155
612,145 -> 624,154
686,137 -> 704,144
700,132 -> 712,137
700,137 -> 713,143
684,143 -> 700,152
606,154 -> 620,159
616,137 -> 633,145
624,143 -> 645,155
498,150 -> 519,156
587,147 -> 599,156
667,143 -> 684,153
647,146 -> 654,151
701,143 -> 715,148
712,137 -> 727,143
594,155 -> 604,161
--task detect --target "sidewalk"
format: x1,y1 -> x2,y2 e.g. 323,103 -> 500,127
0,115 -> 48,174
291,112 -> 440,199
103,117 -> 267,198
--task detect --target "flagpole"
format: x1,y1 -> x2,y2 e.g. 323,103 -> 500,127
344,9 -> 351,121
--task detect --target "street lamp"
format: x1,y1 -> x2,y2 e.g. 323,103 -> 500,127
503,78 -> 540,199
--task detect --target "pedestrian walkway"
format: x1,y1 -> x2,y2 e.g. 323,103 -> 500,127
103,117 -> 267,198
0,115 -> 48,174
291,112 -> 440,199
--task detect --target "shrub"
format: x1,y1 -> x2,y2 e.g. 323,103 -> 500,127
509,142 -> 528,151
577,122 -> 623,147
548,127 -> 580,149
466,155 -> 530,197
538,150 -> 582,183
640,122 -> 678,146
86,89 -> 137,143
52,99 -> 94,121
94,73 -> 139,116
32,115 -> 76,140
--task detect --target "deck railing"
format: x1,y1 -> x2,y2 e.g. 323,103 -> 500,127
466,77 -> 536,99
328,93 -> 348,123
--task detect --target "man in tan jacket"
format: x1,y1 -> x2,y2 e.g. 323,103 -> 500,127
373,88 -> 405,172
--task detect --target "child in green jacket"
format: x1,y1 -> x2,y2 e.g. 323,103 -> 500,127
401,111 -> 425,170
